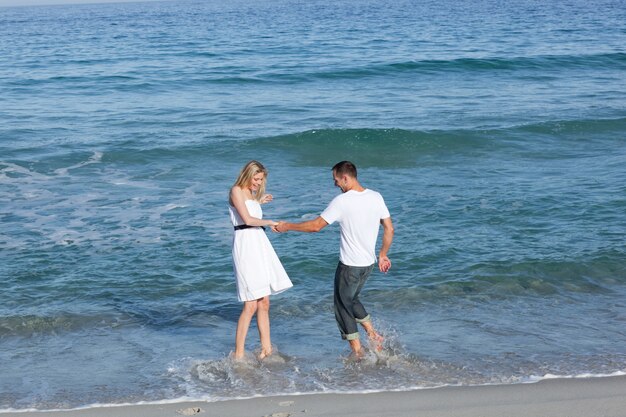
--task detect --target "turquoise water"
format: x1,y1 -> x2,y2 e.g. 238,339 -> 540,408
1,0 -> 626,410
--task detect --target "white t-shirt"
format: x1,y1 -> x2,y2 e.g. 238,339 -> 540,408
320,189 -> 390,267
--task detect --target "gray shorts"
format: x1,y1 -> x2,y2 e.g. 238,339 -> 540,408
333,261 -> 375,340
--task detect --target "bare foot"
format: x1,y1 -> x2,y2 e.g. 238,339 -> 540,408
258,347 -> 273,360
349,347 -> 366,361
232,350 -> 245,361
367,331 -> 384,351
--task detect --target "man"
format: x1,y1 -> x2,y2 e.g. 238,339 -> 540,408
275,161 -> 394,355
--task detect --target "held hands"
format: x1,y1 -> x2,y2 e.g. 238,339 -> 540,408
268,221 -> 286,233
378,256 -> 392,273
272,221 -> 287,233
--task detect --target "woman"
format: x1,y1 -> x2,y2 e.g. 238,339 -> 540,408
228,160 -> 292,360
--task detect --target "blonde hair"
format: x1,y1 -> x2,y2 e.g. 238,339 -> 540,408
233,160 -> 268,201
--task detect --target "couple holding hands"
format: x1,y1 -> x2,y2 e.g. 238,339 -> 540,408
228,160 -> 394,360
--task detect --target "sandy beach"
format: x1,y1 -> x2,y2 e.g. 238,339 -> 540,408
4,375 -> 624,417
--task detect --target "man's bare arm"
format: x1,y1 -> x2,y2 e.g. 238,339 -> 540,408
276,216 -> 328,233
378,217 -> 394,272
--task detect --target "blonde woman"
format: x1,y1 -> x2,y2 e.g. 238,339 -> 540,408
228,160 -> 292,360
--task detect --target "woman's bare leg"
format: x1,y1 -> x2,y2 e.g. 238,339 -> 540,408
234,300 -> 258,359
256,296 -> 272,358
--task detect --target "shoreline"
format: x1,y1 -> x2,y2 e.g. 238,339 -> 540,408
3,374 -> 625,417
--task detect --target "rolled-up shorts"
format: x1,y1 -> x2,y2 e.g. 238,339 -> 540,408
333,261 -> 375,340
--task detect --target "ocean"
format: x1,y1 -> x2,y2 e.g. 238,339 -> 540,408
1,0 -> 625,410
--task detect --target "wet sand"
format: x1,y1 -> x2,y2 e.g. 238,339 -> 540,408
4,374 -> 625,417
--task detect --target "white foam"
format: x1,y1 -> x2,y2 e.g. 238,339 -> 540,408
0,162 -> 50,182
166,203 -> 188,211
531,370 -> 626,382
53,151 -> 103,176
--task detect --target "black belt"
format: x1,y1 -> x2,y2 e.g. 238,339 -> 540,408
234,225 -> 266,231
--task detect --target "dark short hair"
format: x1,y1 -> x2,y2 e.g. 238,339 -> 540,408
332,161 -> 357,178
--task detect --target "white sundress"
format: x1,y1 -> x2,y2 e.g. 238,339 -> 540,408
229,199 -> 293,302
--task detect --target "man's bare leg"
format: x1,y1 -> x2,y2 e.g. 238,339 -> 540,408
360,320 -> 384,351
348,338 -> 364,357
